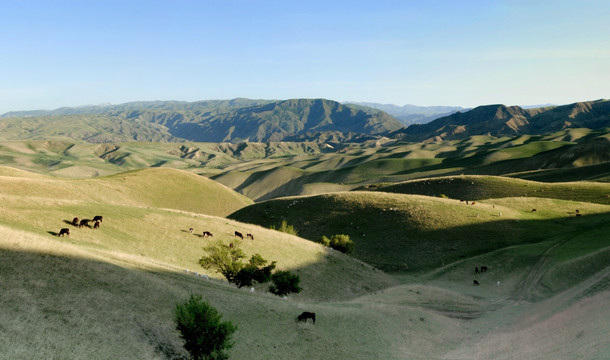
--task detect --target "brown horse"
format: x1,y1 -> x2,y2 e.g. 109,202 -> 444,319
296,311 -> 316,324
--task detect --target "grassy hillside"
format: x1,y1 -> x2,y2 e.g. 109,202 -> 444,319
0,165 -> 252,217
229,191 -> 610,273
1,167 -> 608,359
363,175 -> 610,205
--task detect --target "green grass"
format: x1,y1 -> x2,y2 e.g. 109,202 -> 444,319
1,153 -> 609,358
229,191 -> 610,273
365,175 -> 610,205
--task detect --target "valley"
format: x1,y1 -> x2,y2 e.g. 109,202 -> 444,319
0,99 -> 609,359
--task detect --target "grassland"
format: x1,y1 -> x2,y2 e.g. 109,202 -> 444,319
1,129 -> 609,201
0,140 -> 609,359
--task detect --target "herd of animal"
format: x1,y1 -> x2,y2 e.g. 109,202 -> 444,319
58,215 -> 103,237
188,227 -> 254,240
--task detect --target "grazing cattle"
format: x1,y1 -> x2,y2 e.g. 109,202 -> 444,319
531,208 -> 537,212
471,201 -> 476,205
246,233 -> 254,240
475,267 -> 479,274
575,209 -> 580,214
480,266 -> 488,272
202,231 -> 213,238
79,219 -> 91,228
189,227 -> 193,234
296,311 -> 316,324
58,228 -> 70,237
234,231 -> 244,239
473,280 -> 480,286
93,221 -> 100,229
72,217 -> 79,226
92,215 -> 103,223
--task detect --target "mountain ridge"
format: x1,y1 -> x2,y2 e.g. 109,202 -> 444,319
396,99 -> 610,142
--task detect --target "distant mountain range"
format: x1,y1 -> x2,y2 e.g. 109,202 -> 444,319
0,98 -> 403,143
395,99 -> 610,142
345,102 -> 466,125
1,98 -> 609,145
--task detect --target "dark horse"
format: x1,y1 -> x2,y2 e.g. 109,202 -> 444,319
296,311 -> 316,324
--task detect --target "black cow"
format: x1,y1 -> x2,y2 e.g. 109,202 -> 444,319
92,215 -> 103,223
473,280 -> 480,286
234,231 -> 244,239
93,221 -> 100,229
475,267 -> 479,274
59,228 -> 70,237
71,217 -> 79,226
202,231 -> 213,238
246,233 -> 254,240
480,266 -> 488,272
79,219 -> 91,228
296,311 -> 316,324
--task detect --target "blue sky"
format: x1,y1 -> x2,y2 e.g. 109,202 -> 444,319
0,0 -> 608,113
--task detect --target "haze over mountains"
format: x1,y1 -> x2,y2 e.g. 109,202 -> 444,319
1,98 -> 609,145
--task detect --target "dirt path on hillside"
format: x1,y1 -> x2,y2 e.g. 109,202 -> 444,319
515,233 -> 577,302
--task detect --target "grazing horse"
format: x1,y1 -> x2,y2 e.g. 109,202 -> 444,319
202,231 -> 213,238
93,221 -> 100,229
59,228 -> 70,237
92,215 -> 103,223
246,233 -> 254,240
296,311 -> 316,324
480,266 -> 488,272
473,280 -> 480,286
234,231 -> 244,239
475,267 -> 479,274
79,219 -> 91,228
72,217 -> 79,226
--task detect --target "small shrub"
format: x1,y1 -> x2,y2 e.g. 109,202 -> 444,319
316,236 -> 331,247
270,220 -> 298,236
329,234 -> 354,254
269,270 -> 302,297
174,294 -> 237,360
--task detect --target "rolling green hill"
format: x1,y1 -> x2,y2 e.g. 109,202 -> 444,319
1,166 -> 608,359
362,175 -> 610,205
228,190 -> 610,272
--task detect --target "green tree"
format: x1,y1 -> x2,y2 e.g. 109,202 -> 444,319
269,270 -> 302,297
199,239 -> 245,283
174,294 -> 237,360
234,253 -> 276,288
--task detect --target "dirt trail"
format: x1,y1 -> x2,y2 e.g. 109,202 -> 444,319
515,232 -> 577,302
